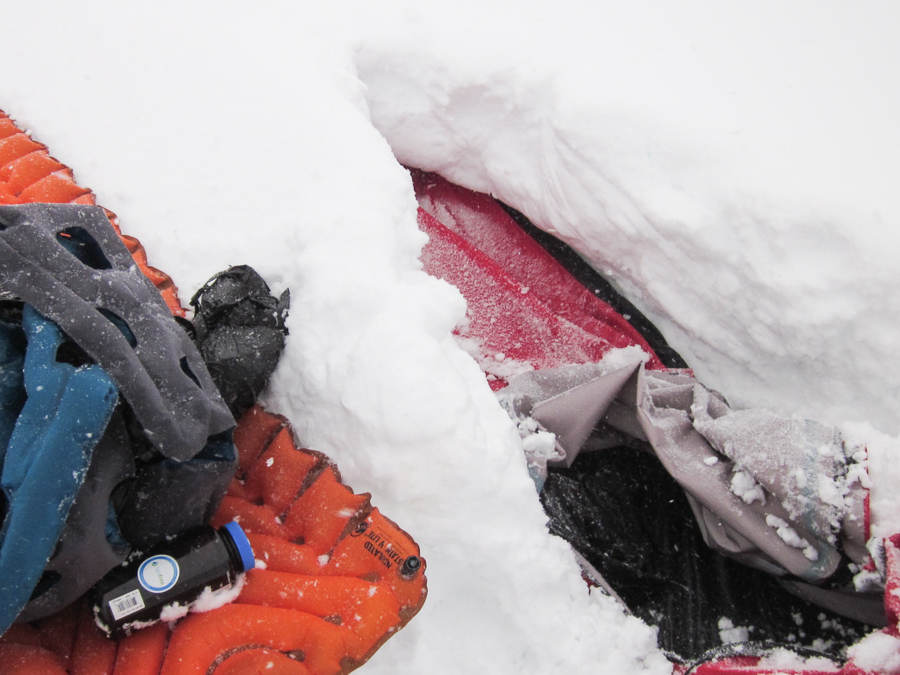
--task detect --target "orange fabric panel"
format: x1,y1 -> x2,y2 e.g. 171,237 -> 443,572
233,406 -> 288,475
0,132 -> 42,167
210,495 -> 287,539
246,534 -> 322,576
282,468 -> 370,554
159,605 -> 348,675
209,405 -> 426,673
68,604 -> 118,675
214,649 -> 311,675
33,602 -> 81,669
0,643 -> 69,675
0,184 -> 16,204
225,475 -> 257,502
238,569 -> 400,660
0,151 -> 65,193
321,509 -> 427,615
17,172 -> 92,203
245,429 -> 320,514
0,117 -> 20,139
112,623 -> 169,675
0,623 -> 42,647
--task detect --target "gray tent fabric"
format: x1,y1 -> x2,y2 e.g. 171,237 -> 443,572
498,357 -> 879,625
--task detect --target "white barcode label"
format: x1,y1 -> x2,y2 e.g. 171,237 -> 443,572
109,589 -> 145,621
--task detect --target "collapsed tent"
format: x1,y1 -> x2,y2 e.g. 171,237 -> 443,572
1,96 -> 896,673
0,109 -> 427,674
412,169 -> 897,673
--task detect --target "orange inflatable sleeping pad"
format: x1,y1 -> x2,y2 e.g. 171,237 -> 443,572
0,110 -> 428,675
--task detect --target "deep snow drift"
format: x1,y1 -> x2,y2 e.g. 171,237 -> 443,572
2,2 -> 900,673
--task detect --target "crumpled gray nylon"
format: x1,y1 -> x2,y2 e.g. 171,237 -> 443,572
0,204 -> 234,461
499,359 -> 878,624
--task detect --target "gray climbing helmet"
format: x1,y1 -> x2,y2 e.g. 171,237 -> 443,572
0,204 -> 236,632
0,203 -> 234,461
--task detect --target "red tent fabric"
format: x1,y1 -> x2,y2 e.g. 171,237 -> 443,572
413,168 -> 668,390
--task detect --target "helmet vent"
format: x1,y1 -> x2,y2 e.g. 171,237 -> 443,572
56,226 -> 112,271
55,338 -> 93,367
180,356 -> 201,388
97,307 -> 138,348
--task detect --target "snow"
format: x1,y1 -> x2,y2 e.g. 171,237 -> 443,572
731,468 -> 766,505
717,617 -> 751,645
758,647 -> 841,673
765,514 -> 819,562
847,632 -> 900,674
3,2 -> 900,673
191,574 -> 248,614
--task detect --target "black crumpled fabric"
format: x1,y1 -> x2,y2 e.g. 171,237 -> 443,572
540,446 -> 869,662
190,265 -> 290,419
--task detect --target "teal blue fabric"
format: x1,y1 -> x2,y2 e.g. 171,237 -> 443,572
0,307 -> 117,634
0,318 -> 25,462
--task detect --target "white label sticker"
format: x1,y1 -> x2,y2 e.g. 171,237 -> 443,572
109,589 -> 145,621
138,555 -> 180,593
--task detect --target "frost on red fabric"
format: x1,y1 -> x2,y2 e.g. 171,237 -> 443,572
413,169 -> 666,388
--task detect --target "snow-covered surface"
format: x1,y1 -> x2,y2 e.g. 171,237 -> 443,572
3,2 -> 900,673
718,617 -> 751,646
758,647 -> 841,673
848,632 -> 900,674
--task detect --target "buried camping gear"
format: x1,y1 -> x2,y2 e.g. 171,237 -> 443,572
0,203 -> 236,633
412,169 -> 891,669
0,107 -> 426,675
0,406 -> 428,675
